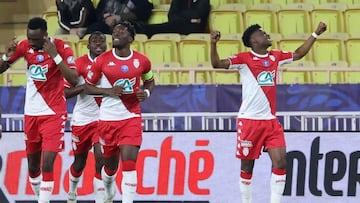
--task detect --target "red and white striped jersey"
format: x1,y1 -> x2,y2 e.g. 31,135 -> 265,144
228,50 -> 293,120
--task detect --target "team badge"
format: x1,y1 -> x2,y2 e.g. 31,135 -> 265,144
67,56 -> 75,64
133,59 -> 140,68
121,65 -> 129,72
36,55 -> 44,62
242,147 -> 249,156
263,60 -> 269,67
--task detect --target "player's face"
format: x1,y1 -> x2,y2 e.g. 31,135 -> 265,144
27,28 -> 47,50
112,24 -> 132,49
251,29 -> 272,48
88,34 -> 107,57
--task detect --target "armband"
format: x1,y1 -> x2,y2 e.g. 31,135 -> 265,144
311,32 -> 319,39
144,89 -> 151,98
2,54 -> 10,62
53,54 -> 63,65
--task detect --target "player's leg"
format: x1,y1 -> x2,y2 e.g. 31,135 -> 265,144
39,151 -> 58,203
102,148 -> 120,203
240,160 -> 255,203
68,152 -> 88,203
120,145 -> 140,203
68,123 -> 95,202
118,117 -> 142,203
268,147 -> 286,203
93,142 -> 105,203
27,152 -> 42,199
24,115 -> 42,200
99,120 -> 121,202
265,119 -> 287,203
236,118 -> 265,203
38,114 -> 66,203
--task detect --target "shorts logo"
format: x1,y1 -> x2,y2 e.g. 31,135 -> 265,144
29,64 -> 48,81
240,140 -> 253,157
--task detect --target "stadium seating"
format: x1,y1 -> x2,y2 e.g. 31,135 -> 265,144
148,8 -> 168,24
42,5 -> 59,36
4,70 -> 27,86
277,3 -> 313,37
216,33 -> 243,58
244,4 -> 279,34
280,60 -> 314,84
54,34 -> 79,56
153,62 -> 181,84
144,33 -> 181,64
209,4 -> 245,35
344,5 -> 360,37
312,32 -> 348,66
310,3 -> 347,33
345,37 -> 360,67
278,34 -> 314,63
178,33 -> 210,67
131,34 -> 148,53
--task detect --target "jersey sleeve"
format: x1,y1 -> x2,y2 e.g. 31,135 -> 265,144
278,50 -> 293,65
85,57 -> 102,85
7,40 -> 26,65
228,53 -> 245,70
56,40 -> 76,69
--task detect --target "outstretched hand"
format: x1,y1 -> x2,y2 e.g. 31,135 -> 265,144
210,31 -> 221,44
315,22 -> 327,36
107,84 -> 124,97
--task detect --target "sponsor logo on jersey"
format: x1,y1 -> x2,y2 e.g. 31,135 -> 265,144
114,77 -> 136,94
29,64 -> 49,81
257,70 -> 275,86
36,55 -> 44,62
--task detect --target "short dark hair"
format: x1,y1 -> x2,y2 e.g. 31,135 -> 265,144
242,24 -> 261,48
89,31 -> 105,41
118,21 -> 136,39
28,17 -> 47,31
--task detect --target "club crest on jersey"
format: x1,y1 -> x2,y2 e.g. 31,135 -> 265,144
257,70 -> 275,86
36,55 -> 44,62
133,59 -> 140,68
121,65 -> 129,72
114,78 -> 136,94
29,64 -> 48,81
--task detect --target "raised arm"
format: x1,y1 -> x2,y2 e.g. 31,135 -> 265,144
210,31 -> 230,69
293,22 -> 327,61
0,37 -> 17,73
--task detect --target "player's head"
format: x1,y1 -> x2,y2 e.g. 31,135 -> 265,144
27,17 -> 48,50
242,24 -> 272,49
112,21 -> 136,49
88,31 -> 107,58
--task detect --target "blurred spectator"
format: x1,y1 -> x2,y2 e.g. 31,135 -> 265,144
137,0 -> 211,38
85,0 -> 153,35
56,0 -> 97,38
